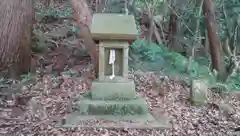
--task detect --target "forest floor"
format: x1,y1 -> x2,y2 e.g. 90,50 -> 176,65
0,1 -> 240,136
1,63 -> 240,136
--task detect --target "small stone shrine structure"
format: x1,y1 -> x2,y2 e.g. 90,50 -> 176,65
61,13 -> 170,129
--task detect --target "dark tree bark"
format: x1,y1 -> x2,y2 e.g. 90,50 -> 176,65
168,0 -> 187,52
168,2 -> 178,49
202,0 -> 224,74
0,0 -> 34,78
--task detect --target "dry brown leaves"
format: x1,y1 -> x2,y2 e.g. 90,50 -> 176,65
1,69 -> 240,136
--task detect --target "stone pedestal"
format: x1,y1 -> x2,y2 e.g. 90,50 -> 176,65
61,79 -> 170,129
91,79 -> 136,100
60,71 -> 170,129
76,76 -> 148,114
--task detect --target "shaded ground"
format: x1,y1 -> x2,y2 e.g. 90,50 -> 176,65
1,65 -> 240,135
0,66 -> 240,136
0,1 -> 240,136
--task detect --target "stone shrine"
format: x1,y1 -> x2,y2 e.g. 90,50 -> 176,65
60,13 -> 170,129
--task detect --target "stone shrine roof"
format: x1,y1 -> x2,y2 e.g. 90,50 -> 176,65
90,13 -> 138,40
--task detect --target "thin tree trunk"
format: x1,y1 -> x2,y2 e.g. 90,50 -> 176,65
168,0 -> 177,49
0,0 -> 34,78
69,0 -> 98,77
202,0 -> 225,77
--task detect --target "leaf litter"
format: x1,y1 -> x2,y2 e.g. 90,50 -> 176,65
1,1 -> 239,135
0,65 -> 240,136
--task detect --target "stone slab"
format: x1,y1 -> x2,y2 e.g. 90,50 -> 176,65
76,96 -> 148,115
90,13 -> 138,40
95,76 -> 131,83
58,113 -> 171,129
100,41 -> 129,48
190,79 -> 209,106
91,79 -> 136,100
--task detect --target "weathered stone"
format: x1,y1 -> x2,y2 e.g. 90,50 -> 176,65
61,113 -> 171,129
190,79 -> 209,105
90,13 -> 138,40
218,103 -> 235,116
98,41 -> 129,81
91,80 -> 136,100
104,48 -> 123,76
76,96 -> 148,115
58,13 -> 169,130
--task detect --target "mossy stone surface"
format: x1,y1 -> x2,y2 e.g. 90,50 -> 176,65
59,113 -> 171,129
90,13 -> 138,40
76,95 -> 149,116
91,80 -> 136,100
190,79 -> 209,106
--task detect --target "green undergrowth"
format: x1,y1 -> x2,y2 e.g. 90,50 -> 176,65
129,38 -> 240,91
33,3 -> 240,91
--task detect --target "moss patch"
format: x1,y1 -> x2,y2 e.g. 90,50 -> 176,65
90,80 -> 136,100
76,95 -> 149,116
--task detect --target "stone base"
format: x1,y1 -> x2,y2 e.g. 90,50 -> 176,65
75,95 -> 148,115
91,79 -> 136,100
56,77 -> 170,129
58,113 -> 171,129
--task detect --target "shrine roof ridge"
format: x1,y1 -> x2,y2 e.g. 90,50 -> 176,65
90,13 -> 138,40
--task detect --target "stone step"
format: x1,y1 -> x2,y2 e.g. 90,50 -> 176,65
59,113 -> 171,129
75,96 -> 149,115
90,80 -> 136,100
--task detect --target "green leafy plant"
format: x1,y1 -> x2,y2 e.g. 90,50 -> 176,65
130,38 -> 240,91
21,72 -> 33,83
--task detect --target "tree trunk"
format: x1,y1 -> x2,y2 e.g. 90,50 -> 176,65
202,0 -> 224,74
168,0 -> 177,49
0,0 -> 34,78
69,0 -> 98,77
168,0 -> 185,52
